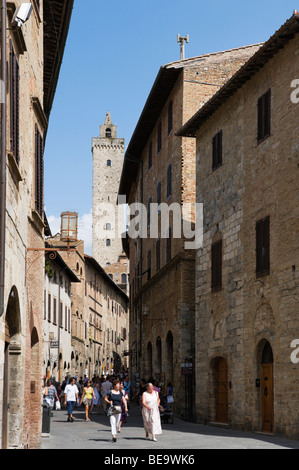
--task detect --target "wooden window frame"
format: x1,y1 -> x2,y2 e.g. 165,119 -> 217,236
212,130 -> 222,171
257,89 -> 271,144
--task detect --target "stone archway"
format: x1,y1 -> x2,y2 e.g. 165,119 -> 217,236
2,286 -> 22,449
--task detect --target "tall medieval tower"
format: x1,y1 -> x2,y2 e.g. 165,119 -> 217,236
92,112 -> 125,267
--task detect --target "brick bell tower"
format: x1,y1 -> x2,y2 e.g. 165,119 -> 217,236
92,112 -> 125,267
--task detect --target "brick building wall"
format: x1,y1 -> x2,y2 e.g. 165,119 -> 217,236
125,45 -> 261,419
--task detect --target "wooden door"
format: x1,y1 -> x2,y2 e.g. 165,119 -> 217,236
215,358 -> 228,423
261,364 -> 274,433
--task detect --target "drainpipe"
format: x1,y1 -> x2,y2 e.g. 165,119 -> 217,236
0,0 -> 7,318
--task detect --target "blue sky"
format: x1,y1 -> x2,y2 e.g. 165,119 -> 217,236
44,0 -> 298,253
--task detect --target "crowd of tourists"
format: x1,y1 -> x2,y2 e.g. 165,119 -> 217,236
43,371 -> 173,443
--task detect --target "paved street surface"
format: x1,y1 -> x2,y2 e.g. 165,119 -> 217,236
40,402 -> 299,450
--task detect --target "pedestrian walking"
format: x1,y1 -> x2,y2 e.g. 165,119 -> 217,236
81,380 -> 96,421
142,382 -> 162,442
166,382 -> 174,404
91,378 -> 101,414
64,377 -> 79,422
105,379 -> 128,443
123,375 -> 131,398
44,379 -> 59,409
101,375 -> 112,412
118,381 -> 129,433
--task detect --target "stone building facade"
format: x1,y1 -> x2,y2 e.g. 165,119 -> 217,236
46,233 -> 129,378
0,0 -> 73,449
48,235 -> 87,380
118,44 -> 261,419
178,12 -> 299,437
85,255 -> 129,375
43,251 -> 80,381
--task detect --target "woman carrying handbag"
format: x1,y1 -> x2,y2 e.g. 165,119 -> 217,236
105,379 -> 128,442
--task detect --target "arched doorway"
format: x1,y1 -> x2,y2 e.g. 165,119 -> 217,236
259,340 -> 274,433
214,357 -> 228,423
2,287 -> 22,449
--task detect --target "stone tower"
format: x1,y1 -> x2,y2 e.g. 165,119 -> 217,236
92,112 -> 125,267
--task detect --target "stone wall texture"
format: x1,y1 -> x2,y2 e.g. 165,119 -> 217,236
194,34 -> 299,437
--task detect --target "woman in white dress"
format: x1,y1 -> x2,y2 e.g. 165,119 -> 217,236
142,382 -> 162,442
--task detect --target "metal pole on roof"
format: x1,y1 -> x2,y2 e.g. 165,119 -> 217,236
177,34 -> 189,60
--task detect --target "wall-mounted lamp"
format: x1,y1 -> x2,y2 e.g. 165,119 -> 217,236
60,212 -> 78,243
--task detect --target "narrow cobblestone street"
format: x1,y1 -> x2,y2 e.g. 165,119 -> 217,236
40,402 -> 299,450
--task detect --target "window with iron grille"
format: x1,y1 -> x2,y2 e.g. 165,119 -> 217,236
256,216 -> 270,276
212,130 -> 222,171
211,240 -> 222,291
35,124 -> 44,217
257,89 -> 271,143
10,40 -> 19,164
